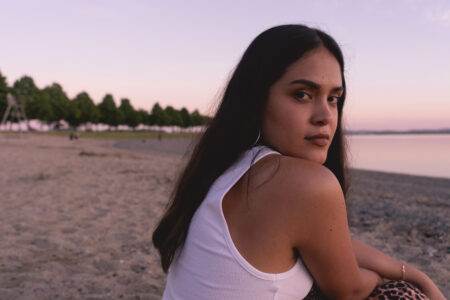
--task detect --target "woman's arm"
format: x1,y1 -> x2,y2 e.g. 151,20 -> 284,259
270,158 -> 381,299
351,238 -> 422,283
351,237 -> 445,300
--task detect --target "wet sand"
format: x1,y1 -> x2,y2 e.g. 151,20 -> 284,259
0,134 -> 448,299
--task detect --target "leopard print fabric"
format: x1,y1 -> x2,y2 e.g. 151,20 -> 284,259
303,280 -> 429,300
366,280 -> 429,300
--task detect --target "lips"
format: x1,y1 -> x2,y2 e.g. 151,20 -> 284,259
305,134 -> 329,146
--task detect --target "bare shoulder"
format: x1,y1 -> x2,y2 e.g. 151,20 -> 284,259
250,155 -> 346,244
252,154 -> 343,203
279,155 -> 340,190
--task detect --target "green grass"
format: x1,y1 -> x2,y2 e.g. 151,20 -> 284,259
1,131 -> 198,139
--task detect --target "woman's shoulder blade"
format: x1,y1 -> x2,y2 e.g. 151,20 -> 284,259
248,155 -> 345,221
254,155 -> 341,200
249,155 -> 346,246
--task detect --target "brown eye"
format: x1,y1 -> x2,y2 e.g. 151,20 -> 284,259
294,91 -> 311,101
328,96 -> 340,104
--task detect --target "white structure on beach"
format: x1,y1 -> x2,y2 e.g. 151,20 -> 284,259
0,93 -> 29,132
0,118 -> 205,133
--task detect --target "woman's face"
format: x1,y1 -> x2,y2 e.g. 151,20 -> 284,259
261,46 -> 343,164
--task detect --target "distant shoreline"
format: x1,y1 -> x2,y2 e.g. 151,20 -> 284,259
113,137 -> 450,180
1,126 -> 449,136
346,130 -> 450,135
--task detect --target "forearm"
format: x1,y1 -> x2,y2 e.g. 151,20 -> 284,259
351,267 -> 382,300
326,267 -> 381,300
351,237 -> 428,287
352,238 -> 446,300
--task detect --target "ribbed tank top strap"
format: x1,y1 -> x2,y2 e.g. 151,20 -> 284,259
206,145 -> 281,196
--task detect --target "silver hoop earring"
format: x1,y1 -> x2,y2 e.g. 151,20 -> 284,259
252,129 -> 261,147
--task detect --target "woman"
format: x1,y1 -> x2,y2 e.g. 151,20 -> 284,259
152,25 -> 445,300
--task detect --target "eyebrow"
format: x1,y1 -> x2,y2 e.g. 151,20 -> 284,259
289,79 -> 344,93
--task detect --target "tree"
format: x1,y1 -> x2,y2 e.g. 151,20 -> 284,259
136,109 -> 149,125
66,100 -> 82,128
43,83 -> 70,122
180,107 -> 192,127
165,106 -> 183,126
0,71 -> 9,119
12,76 -> 42,119
98,94 -> 123,127
119,98 -> 139,128
203,115 -> 212,125
72,92 -> 100,124
36,91 -> 55,123
190,109 -> 205,126
12,76 -> 54,123
1,71 -> 208,128
150,102 -> 169,126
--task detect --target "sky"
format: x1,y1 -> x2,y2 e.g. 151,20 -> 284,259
0,0 -> 449,130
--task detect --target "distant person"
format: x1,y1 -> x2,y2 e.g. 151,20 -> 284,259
69,132 -> 79,140
152,25 -> 444,300
158,132 -> 162,141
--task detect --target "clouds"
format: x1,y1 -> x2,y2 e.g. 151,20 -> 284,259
401,0 -> 450,27
426,8 -> 450,26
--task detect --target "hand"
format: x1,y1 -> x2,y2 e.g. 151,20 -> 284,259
376,277 -> 390,286
375,274 -> 384,286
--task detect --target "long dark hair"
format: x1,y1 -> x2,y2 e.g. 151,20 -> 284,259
152,24 -> 348,272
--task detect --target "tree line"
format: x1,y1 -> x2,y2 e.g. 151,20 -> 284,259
0,71 -> 209,129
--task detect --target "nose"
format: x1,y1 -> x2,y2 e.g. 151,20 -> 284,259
310,97 -> 333,126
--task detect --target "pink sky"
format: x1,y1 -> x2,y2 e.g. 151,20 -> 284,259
0,0 -> 449,130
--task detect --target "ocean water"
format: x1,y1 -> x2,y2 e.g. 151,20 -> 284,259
347,134 -> 450,179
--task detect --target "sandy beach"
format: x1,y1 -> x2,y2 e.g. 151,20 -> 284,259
0,133 -> 448,299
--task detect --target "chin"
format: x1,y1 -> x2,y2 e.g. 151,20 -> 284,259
282,146 -> 327,164
295,152 -> 326,164
308,153 -> 328,165
314,158 -> 327,165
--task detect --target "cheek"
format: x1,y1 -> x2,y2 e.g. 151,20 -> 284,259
330,111 -> 339,136
263,108 -> 308,149
262,102 -> 289,142
332,111 -> 338,128
263,100 -> 296,129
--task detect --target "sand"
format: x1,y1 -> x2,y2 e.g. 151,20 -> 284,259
0,133 -> 448,299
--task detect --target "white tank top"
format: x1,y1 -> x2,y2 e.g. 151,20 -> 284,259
162,145 -> 314,300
